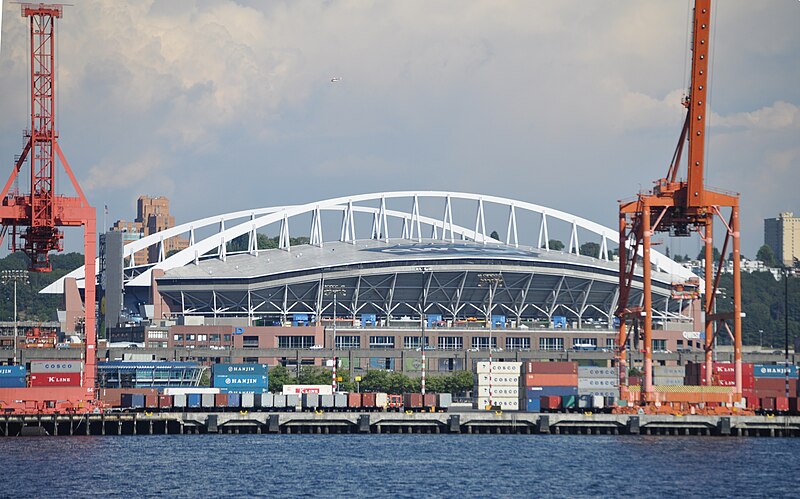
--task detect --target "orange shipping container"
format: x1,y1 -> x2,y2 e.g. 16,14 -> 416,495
525,361 -> 578,375
524,373 -> 578,387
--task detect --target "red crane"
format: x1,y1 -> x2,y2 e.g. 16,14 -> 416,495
615,0 -> 743,406
0,4 -> 98,412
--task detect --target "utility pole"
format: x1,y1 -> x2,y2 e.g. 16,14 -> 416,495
1,270 -> 29,365
324,284 -> 346,392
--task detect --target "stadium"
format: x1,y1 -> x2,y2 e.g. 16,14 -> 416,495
46,191 -> 699,341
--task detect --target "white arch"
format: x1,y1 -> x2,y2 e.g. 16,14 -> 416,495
42,191 -> 697,293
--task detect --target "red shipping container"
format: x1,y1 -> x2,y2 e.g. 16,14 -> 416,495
158,395 -> 173,409
361,392 -> 377,408
776,396 -> 789,412
685,362 -> 754,388
761,397 -> 776,411
525,373 -> 578,387
525,361 -> 577,375
754,378 -> 797,397
403,393 -> 423,409
215,393 -> 229,407
423,393 -> 436,408
145,394 -> 158,408
347,392 -> 362,408
29,372 -> 81,387
540,395 -> 561,411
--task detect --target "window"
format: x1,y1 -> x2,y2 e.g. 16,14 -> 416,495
506,337 -> 530,350
539,337 -> 564,351
471,336 -> 497,350
149,330 -> 167,339
210,334 -> 220,342
438,336 -> 463,350
369,336 -> 395,349
223,334 -> 231,342
606,338 -> 616,349
652,339 -> 667,352
572,338 -> 597,347
197,335 -> 207,342
173,334 -> 183,341
243,357 -> 259,363
277,336 -> 315,349
187,335 -> 196,341
676,340 -> 684,347
403,336 -> 429,349
243,335 -> 260,348
336,335 -> 360,349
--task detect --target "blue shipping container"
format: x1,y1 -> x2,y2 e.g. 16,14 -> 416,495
213,363 -> 269,376
491,315 -> 506,328
213,375 -> 268,388
361,313 -> 377,326
526,386 -> 578,398
121,393 -> 145,408
0,376 -> 26,388
187,393 -> 202,408
0,366 -> 26,378
525,398 -> 541,412
227,393 -> 241,407
553,316 -> 568,328
754,364 -> 798,379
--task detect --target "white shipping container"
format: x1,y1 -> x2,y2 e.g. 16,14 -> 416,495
375,392 -> 388,408
475,397 -> 519,410
653,377 -> 685,386
476,374 -> 520,386
476,361 -> 521,375
577,367 -> 618,378
30,360 -> 83,373
578,378 -> 619,389
578,389 -> 619,398
162,387 -> 220,395
477,386 -> 519,398
591,395 -> 605,409
653,366 -> 686,377
282,384 -> 334,395
173,394 -> 187,408
241,392 -> 255,408
201,393 -> 215,407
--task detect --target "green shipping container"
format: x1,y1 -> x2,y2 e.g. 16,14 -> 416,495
561,394 -> 576,409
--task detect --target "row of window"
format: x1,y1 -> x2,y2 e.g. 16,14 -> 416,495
172,334 -> 232,342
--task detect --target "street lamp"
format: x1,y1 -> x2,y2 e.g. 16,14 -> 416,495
1,269 -> 30,365
324,284 -> 346,392
478,273 -> 504,408
783,266 -> 790,399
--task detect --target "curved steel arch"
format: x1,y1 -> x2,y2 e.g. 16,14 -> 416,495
42,191 -> 697,293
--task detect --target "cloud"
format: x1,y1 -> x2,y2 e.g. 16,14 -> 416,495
82,153 -> 173,194
713,101 -> 799,131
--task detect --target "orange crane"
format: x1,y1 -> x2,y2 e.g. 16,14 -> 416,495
0,4 -> 99,413
615,0 -> 743,406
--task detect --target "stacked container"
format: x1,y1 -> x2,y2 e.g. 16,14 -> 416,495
29,360 -> 82,387
212,363 -> 269,393
653,365 -> 685,387
474,361 -> 521,410
0,365 -> 26,388
521,361 -> 578,412
753,364 -> 798,400
578,366 -> 619,406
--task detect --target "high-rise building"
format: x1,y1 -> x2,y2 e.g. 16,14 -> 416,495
109,196 -> 189,266
764,212 -> 800,267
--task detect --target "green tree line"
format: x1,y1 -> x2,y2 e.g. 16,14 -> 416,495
0,252 -> 84,322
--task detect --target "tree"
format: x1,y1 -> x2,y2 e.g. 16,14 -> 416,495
579,242 -> 600,258
489,230 -> 500,241
696,247 -> 721,261
756,244 -> 777,267
444,370 -> 474,396
546,239 -> 565,251
268,365 -> 294,393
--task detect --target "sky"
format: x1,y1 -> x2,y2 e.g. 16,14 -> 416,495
0,0 -> 798,259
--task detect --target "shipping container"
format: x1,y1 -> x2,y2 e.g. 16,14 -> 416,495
476,361 -> 521,375
591,395 -> 605,409
652,366 -> 685,377
525,398 -> 541,412
213,393 -> 227,407
577,378 -> 618,389
561,394 -> 577,410
227,393 -> 241,408
578,367 -> 618,378
476,374 -> 520,386
30,360 -> 82,373
437,393 -> 452,409
187,393 -> 202,408
0,376 -> 26,388
212,363 -> 269,376
173,394 -> 187,408
302,393 -> 320,410
761,397 -> 776,411
525,361 -> 578,375
158,395 -> 173,409
526,386 -> 579,398
653,377 -> 684,386
162,387 -> 219,396
776,396 -> 789,412
753,364 -> 799,379
476,386 -> 519,398
404,393 -> 423,409
273,394 -> 287,409
121,393 -> 145,409
604,396 -> 616,408
540,395 -> 561,411
0,366 -> 26,377
347,392 -> 362,408
29,372 -> 81,387
385,394 -> 400,410
423,393 -> 437,409
577,395 -> 592,409
282,384 -> 333,395
255,392 -> 273,409
334,393 -> 348,409
320,394 -> 335,409
287,394 -> 301,409
362,393 -> 377,408
753,378 -> 798,397
145,394 -> 158,408
213,374 -> 269,388
475,397 -> 518,410
577,389 -> 619,398
524,373 -> 578,387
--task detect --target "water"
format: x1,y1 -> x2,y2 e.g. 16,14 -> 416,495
0,435 -> 796,498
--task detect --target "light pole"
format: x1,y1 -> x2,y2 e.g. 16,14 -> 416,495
1,269 -> 30,366
478,273 -> 503,408
415,266 -> 432,396
324,284 -> 346,392
784,266 -> 790,399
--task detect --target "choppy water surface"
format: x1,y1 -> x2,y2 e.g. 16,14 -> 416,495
0,435 -> 796,497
